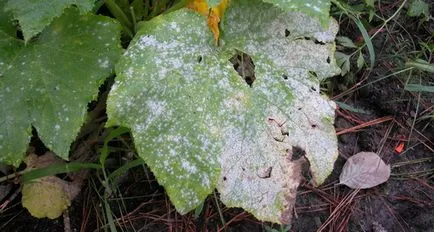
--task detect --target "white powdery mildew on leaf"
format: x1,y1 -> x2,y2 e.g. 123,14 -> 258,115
108,0 -> 340,224
107,11 -> 230,213
261,0 -> 331,27
218,0 -> 339,223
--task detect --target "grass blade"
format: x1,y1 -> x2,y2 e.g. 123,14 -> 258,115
406,60 -> 434,73
404,84 -> 434,93
353,16 -> 375,69
22,162 -> 101,182
100,127 -> 130,165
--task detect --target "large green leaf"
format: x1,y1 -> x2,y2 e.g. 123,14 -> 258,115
261,0 -> 331,27
107,0 -> 339,223
0,8 -> 121,165
4,0 -> 94,42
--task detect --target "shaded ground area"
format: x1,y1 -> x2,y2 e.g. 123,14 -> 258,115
1,1 -> 433,231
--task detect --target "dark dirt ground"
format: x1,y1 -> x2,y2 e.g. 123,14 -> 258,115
1,1 -> 433,232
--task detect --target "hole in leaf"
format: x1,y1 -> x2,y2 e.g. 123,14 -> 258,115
310,86 -> 317,92
284,29 -> 290,37
229,50 -> 256,87
298,107 -> 302,110
257,167 -> 272,179
29,127 -> 50,155
311,124 -> 317,128
314,39 -> 325,45
273,137 -> 284,142
326,57 -> 331,63
304,36 -> 311,40
308,71 -> 318,78
197,55 -> 202,63
290,146 -> 305,161
223,176 -> 227,181
16,30 -> 24,40
282,74 -> 288,80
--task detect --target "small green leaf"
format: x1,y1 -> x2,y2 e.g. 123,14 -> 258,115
335,52 -> 350,76
108,0 -> 339,224
408,0 -> 429,18
336,36 -> 357,48
261,0 -> 331,27
357,51 -> 365,69
0,8 -> 121,165
364,0 -> 375,7
4,0 -> 94,42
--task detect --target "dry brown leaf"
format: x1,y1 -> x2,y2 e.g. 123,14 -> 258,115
339,152 -> 391,189
25,152 -> 64,169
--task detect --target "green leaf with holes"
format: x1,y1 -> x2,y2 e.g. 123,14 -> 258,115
107,0 -> 339,224
0,8 -> 121,165
261,0 -> 331,27
4,0 -> 94,42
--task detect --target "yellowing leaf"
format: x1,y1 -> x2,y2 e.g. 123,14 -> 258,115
187,0 -> 229,45
22,176 -> 71,219
21,152 -> 83,219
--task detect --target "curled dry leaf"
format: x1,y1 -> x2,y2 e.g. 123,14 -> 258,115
339,152 -> 391,189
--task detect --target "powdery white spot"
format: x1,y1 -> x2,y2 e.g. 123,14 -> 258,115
170,22 -> 181,33
181,160 -> 198,174
146,99 -> 167,117
55,124 -> 60,130
98,57 -> 110,69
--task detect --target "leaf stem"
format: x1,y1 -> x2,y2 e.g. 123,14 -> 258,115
104,0 -> 134,38
0,170 -> 28,183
